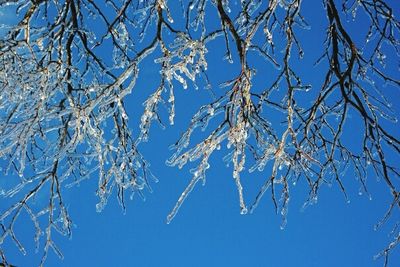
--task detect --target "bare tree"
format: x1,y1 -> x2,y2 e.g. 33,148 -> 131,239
0,0 -> 399,266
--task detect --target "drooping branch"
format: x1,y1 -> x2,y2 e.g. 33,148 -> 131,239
0,0 -> 399,266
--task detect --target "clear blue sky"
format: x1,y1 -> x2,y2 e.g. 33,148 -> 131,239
1,1 -> 399,266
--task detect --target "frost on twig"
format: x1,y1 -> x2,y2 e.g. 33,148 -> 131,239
0,0 -> 159,264
139,33 -> 209,141
166,0 -> 400,263
167,68 -> 283,222
0,0 -> 400,266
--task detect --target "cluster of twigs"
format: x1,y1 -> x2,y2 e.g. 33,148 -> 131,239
0,0 -> 399,265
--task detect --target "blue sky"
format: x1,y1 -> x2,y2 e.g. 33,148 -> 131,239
1,1 -> 400,266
